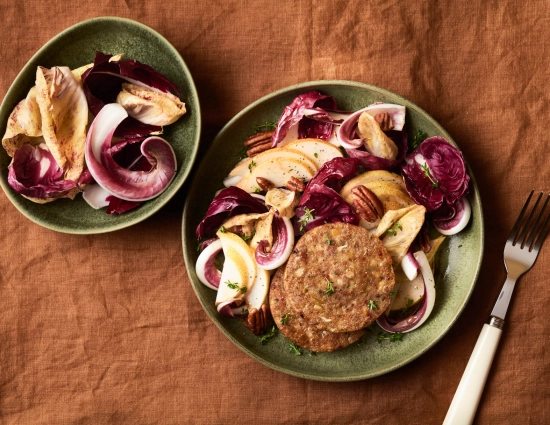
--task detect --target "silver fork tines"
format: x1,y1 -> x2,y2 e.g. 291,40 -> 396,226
509,190 -> 550,252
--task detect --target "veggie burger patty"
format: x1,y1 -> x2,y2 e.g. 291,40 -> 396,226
270,265 -> 365,352
283,222 -> 395,333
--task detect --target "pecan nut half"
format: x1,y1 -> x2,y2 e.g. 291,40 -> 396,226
243,304 -> 271,335
284,176 -> 305,192
351,185 -> 385,222
244,129 -> 275,147
246,140 -> 272,157
244,129 -> 275,157
374,113 -> 393,131
256,177 -> 274,191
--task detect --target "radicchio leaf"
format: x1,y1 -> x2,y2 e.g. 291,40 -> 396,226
195,186 -> 269,240
401,136 -> 470,211
8,143 -> 77,199
294,183 -> 358,234
306,157 -> 361,192
81,52 -> 169,136
271,91 -> 337,147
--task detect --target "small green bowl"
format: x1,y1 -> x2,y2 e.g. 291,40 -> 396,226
0,17 -> 200,234
182,80 -> 484,381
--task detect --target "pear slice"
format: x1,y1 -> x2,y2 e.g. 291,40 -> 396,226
236,157 -> 316,193
245,268 -> 270,310
387,274 -> 425,315
228,147 -> 318,178
215,230 -> 257,305
280,138 -> 344,169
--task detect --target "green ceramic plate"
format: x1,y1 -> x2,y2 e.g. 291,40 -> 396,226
182,81 -> 484,381
0,17 -> 200,234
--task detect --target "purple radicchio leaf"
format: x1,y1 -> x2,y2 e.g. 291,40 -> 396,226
271,91 -> 337,147
8,143 -> 77,199
401,136 -> 470,211
195,186 -> 269,240
81,52 -> 170,137
306,157 -> 362,192
294,183 -> 359,234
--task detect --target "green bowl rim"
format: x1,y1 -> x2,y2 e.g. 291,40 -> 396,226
0,16 -> 201,234
182,79 -> 484,381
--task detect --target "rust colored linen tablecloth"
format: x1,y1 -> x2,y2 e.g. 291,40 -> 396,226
1,1 -> 549,424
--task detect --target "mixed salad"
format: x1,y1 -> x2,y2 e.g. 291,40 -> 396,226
1,52 -> 186,214
195,90 -> 471,347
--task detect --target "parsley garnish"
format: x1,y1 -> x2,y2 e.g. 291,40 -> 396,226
369,300 -> 378,310
248,160 -> 257,173
421,163 -> 439,188
255,121 -> 277,132
281,313 -> 292,325
289,342 -> 302,356
219,226 -> 227,233
259,325 -> 278,345
390,291 -> 396,297
377,331 -> 404,343
313,152 -> 319,158
324,278 -> 335,296
386,223 -> 403,236
253,186 -> 261,193
298,207 -> 316,232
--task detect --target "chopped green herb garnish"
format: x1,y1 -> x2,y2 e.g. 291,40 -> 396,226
421,163 -> 439,188
410,129 -> 427,151
281,313 -> 292,325
259,325 -> 278,345
324,235 -> 335,245
225,280 -> 247,294
239,145 -> 248,160
405,298 -> 414,308
255,121 -> 277,132
386,223 -> 403,236
298,207 -> 316,232
248,160 -> 257,173
289,342 -> 302,356
390,291 -> 396,297
369,300 -> 378,310
324,278 -> 335,296
241,230 -> 256,243
377,331 -> 404,343
313,152 -> 319,158
219,226 -> 227,233
254,186 -> 261,193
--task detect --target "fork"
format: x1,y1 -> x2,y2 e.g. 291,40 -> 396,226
443,190 -> 550,425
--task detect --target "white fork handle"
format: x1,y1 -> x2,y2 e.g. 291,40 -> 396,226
443,322 -> 502,425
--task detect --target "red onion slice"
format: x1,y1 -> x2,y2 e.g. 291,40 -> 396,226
433,197 -> 471,236
195,239 -> 223,290
377,250 -> 436,333
85,103 -> 177,202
